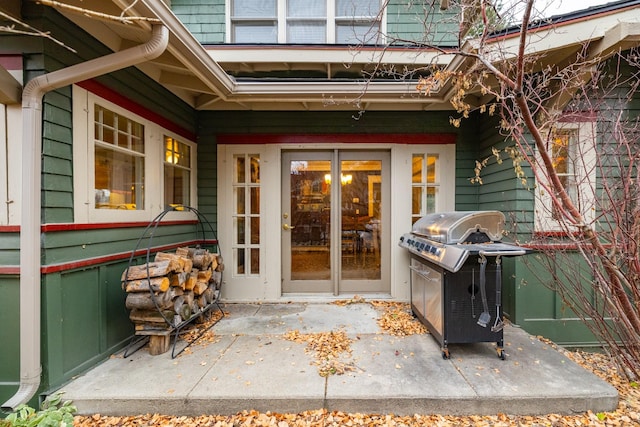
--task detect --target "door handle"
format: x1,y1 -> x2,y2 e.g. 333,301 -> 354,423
282,223 -> 295,230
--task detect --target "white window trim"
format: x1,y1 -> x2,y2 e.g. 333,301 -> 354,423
72,85 -> 197,224
0,103 -> 21,226
226,0 -> 386,44
534,121 -> 597,232
0,104 -> 7,225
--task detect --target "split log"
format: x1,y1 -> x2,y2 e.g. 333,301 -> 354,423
196,294 -> 207,308
169,272 -> 188,289
185,271 -> 198,290
170,286 -> 184,297
211,271 -> 222,289
183,290 -> 195,306
175,247 -> 191,258
154,252 -> 192,273
129,309 -> 174,324
124,277 -> 170,293
121,260 -> 180,281
197,268 -> 212,283
125,290 -> 173,310
134,323 -> 172,332
173,295 -> 185,315
175,301 -> 191,321
214,257 -> 224,272
192,251 -> 212,270
193,280 -> 209,296
203,287 -> 215,304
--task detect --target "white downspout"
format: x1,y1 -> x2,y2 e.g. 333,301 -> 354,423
2,24 -> 169,411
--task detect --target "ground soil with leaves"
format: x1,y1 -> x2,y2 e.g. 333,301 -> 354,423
74,301 -> 640,426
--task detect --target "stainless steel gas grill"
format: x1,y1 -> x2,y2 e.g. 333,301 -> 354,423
398,211 -> 528,359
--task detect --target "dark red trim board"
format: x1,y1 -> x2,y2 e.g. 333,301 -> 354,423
77,79 -> 196,142
217,133 -> 457,145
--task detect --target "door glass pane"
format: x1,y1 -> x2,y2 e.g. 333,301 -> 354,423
236,217 -> 245,244
236,156 -> 245,183
341,160 -> 381,280
236,188 -> 245,214
290,160 -> 331,280
251,248 -> 260,275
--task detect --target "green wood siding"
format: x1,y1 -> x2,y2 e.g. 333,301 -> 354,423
196,136 -> 219,226
171,0 -> 460,47
454,115 -> 481,211
199,110 -> 458,134
41,262 -> 133,393
0,232 -> 20,265
0,276 -> 20,406
41,223 -> 201,265
386,0 -> 460,47
172,0 -> 226,44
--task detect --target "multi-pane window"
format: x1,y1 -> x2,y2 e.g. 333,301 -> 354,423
550,129 -> 577,220
535,121 -> 596,231
164,136 -> 191,207
411,154 -> 439,225
231,0 -> 277,43
233,154 -> 261,275
287,0 -> 326,43
335,0 -> 381,44
94,104 -> 145,210
230,0 -> 381,44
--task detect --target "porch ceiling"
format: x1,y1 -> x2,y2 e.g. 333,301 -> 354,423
41,0 -> 640,112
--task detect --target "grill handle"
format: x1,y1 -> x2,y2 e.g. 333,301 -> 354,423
478,250 -> 526,257
409,265 -> 434,280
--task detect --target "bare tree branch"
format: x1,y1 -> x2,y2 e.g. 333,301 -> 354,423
37,0 -> 161,25
0,9 -> 76,52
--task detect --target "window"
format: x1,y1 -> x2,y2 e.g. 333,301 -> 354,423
73,86 -> 196,223
230,0 -> 382,44
535,121 -> 596,231
550,129 -> 577,221
411,154 -> 439,225
233,154 -> 261,275
94,104 -> 145,210
164,136 -> 191,207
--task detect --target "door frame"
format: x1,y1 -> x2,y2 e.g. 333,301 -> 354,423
217,140 -> 456,302
281,149 -> 391,295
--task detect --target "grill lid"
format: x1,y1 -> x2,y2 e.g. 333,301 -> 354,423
411,211 -> 505,244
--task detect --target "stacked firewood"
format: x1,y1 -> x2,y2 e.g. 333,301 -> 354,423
121,247 -> 223,333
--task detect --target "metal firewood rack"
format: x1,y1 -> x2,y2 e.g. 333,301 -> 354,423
122,205 -> 224,358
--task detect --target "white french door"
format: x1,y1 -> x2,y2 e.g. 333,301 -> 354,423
281,150 -> 390,295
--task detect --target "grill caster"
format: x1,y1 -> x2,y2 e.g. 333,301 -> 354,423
441,348 -> 450,359
497,347 -> 506,360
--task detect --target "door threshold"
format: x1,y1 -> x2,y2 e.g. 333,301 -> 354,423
280,293 -> 394,303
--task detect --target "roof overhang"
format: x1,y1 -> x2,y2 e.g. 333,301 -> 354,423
38,0 -> 640,112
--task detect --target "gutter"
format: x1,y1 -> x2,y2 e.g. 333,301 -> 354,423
1,24 -> 169,412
